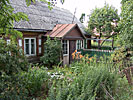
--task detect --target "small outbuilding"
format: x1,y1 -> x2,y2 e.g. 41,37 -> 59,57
45,24 -> 86,65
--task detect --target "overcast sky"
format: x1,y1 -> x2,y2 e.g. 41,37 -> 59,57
56,0 -> 121,25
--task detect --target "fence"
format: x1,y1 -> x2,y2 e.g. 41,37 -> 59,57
81,49 -> 114,58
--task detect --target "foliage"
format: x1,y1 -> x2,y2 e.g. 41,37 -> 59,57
79,13 -> 85,23
114,76 -> 133,100
111,47 -> 133,71
0,73 -> 29,100
87,3 -> 120,47
21,66 -> 50,98
26,0 -> 65,9
41,36 -> 62,68
0,40 -> 29,100
0,40 -> 28,75
46,57 -> 121,100
118,0 -> 133,49
0,0 -> 28,41
88,3 -> 120,36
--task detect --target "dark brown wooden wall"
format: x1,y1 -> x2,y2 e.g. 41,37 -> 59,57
65,26 -> 83,38
85,35 -> 91,49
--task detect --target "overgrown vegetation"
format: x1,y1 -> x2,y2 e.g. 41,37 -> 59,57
0,40 -> 29,100
46,57 -> 132,100
20,66 -> 50,99
41,36 -> 62,68
0,0 -> 132,100
118,0 -> 133,50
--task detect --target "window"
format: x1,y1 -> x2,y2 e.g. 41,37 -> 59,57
24,38 -> 36,56
18,39 -> 22,47
84,39 -> 87,49
62,40 -> 68,55
39,39 -> 42,54
39,39 -> 41,45
76,40 -> 82,50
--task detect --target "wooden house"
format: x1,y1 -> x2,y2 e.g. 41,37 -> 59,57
0,0 -> 91,64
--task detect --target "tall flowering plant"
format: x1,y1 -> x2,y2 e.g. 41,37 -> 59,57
72,50 -> 94,63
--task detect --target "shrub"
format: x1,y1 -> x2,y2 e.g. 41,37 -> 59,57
0,73 -> 29,100
47,57 -> 119,100
41,36 -> 62,68
0,40 -> 29,100
114,76 -> 133,100
0,40 -> 28,75
21,66 -> 50,98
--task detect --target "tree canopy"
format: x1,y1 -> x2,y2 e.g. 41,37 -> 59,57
118,0 -> 133,49
0,0 -> 28,41
87,3 -> 120,47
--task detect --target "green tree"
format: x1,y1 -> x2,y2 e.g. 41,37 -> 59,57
118,0 -> 133,50
0,0 -> 29,41
87,3 -> 120,48
41,36 -> 62,68
80,13 -> 85,23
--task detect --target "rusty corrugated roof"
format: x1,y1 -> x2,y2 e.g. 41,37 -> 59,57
45,24 -> 77,38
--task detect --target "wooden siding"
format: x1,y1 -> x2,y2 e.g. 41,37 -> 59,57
64,26 -> 84,40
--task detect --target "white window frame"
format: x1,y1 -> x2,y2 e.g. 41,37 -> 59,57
39,39 -> 41,46
18,39 -> 22,47
83,39 -> 87,49
38,39 -> 42,54
39,47 -> 42,54
24,38 -> 36,56
76,40 -> 83,51
62,40 -> 69,56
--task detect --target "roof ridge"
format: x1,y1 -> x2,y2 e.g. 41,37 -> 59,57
54,24 -> 70,37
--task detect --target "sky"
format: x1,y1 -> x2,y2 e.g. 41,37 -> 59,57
56,0 -> 122,25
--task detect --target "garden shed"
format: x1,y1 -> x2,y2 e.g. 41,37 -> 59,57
45,24 -> 86,65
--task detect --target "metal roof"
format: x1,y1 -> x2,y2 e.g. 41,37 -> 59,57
45,24 -> 86,39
